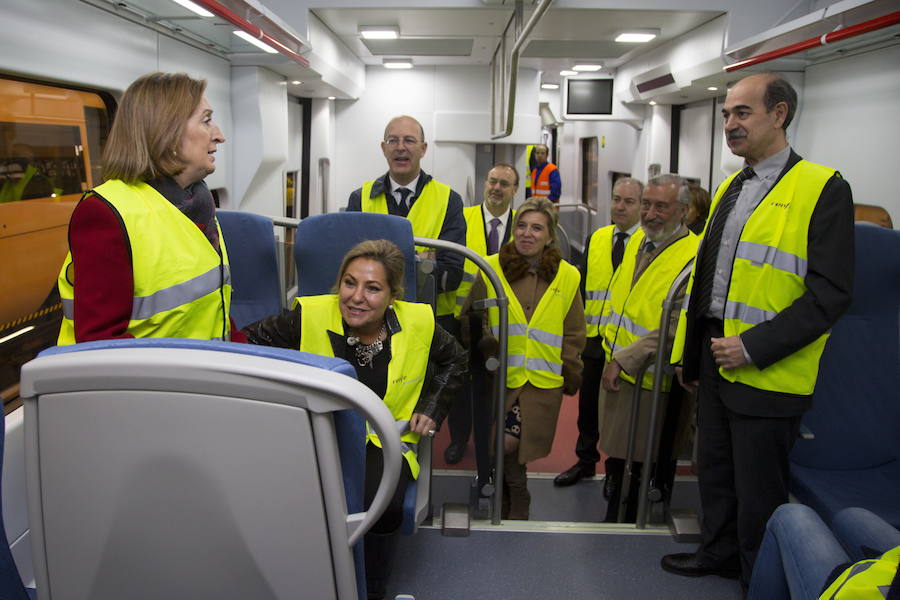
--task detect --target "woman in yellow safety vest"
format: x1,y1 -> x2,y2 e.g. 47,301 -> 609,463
57,72 -> 238,344
243,239 -> 466,600
470,198 -> 586,519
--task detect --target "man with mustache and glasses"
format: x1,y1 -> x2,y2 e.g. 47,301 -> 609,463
597,174 -> 699,523
347,115 -> 468,462
662,74 -> 854,590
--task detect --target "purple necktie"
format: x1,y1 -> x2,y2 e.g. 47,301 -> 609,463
487,218 -> 501,255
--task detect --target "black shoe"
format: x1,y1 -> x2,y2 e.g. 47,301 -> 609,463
443,442 -> 466,464
660,553 -> 741,579
553,463 -> 595,487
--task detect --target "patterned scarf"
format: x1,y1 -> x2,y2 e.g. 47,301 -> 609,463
147,177 -> 220,251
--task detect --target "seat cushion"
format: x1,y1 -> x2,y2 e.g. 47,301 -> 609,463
790,459 -> 900,528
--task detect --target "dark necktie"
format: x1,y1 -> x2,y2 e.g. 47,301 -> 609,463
693,166 -> 755,317
396,187 -> 412,211
611,231 -> 626,270
644,241 -> 656,255
487,218 -> 501,255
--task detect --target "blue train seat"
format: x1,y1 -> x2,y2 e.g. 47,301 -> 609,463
790,223 -> 900,527
294,212 -> 432,534
294,212 -> 417,301
19,338 -> 403,600
216,210 -> 284,329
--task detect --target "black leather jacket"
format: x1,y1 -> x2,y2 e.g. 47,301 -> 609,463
242,304 -> 467,427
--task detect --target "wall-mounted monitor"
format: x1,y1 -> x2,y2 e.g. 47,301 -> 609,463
562,77 -> 614,120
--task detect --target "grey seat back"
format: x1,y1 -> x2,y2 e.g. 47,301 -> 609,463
19,340 -> 401,600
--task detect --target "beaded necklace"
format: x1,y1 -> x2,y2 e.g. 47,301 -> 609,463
347,323 -> 387,368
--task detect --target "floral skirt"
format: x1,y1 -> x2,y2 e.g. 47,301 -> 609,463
504,400 -> 522,438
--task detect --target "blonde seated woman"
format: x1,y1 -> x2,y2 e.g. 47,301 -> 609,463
468,198 -> 586,519
243,239 -> 466,600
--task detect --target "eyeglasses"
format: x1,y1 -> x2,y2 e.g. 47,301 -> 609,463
487,178 -> 514,188
384,136 -> 420,147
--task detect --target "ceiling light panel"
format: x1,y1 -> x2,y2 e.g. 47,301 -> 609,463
573,64 -> 602,72
171,0 -> 214,17
359,25 -> 399,39
616,29 -> 660,43
233,30 -> 278,53
383,58 -> 413,69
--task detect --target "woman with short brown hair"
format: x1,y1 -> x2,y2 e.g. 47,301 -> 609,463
57,71 -> 234,344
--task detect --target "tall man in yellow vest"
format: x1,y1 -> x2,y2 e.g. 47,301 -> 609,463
449,163 -> 519,480
598,174 -> 698,522
661,74 -> 854,587
525,144 -> 561,203
554,177 -> 644,487
346,115 -> 466,323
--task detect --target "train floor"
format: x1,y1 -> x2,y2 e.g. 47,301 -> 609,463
387,473 -> 743,600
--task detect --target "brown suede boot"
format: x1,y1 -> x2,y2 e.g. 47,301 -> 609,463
504,453 -> 530,520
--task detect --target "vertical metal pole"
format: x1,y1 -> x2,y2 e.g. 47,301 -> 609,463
635,263 -> 695,528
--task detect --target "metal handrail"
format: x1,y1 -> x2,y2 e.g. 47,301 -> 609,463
491,0 -> 554,139
635,261 -> 695,528
414,237 -> 510,525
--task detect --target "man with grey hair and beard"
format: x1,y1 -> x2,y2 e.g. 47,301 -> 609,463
597,174 -> 699,522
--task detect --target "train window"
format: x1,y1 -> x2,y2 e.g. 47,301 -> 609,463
0,122 -> 85,200
0,77 -> 111,406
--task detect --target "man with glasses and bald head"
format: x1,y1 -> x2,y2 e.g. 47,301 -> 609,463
347,115 -> 468,466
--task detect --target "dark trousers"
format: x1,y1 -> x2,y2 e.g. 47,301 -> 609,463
696,320 -> 801,586
363,444 -> 413,598
574,352 -> 604,468
469,322 -> 494,486
439,315 -> 472,448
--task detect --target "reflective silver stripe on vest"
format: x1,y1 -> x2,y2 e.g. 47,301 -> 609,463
736,241 -> 807,278
61,297 -> 74,319
529,327 -> 563,348
491,322 -> 529,338
526,357 -> 563,375
607,310 -> 650,338
131,266 -> 227,321
462,271 -> 478,283
456,296 -> 468,306
586,313 -> 603,326
508,354 -> 526,367
682,291 -> 691,312
585,290 -> 609,301
724,300 -> 777,326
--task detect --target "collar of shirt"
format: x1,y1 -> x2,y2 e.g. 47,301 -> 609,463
749,144 -> 792,186
615,221 -> 641,242
389,174 -> 420,203
482,204 -> 512,238
642,223 -> 685,254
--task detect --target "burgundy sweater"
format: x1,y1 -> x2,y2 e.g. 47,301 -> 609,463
68,194 -> 246,343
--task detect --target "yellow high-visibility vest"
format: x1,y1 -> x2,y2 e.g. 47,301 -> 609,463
484,253 -> 581,389
819,545 -> 900,600
672,160 -> 837,395
584,225 -> 645,338
296,294 -> 434,479
361,179 -> 456,316
57,179 -> 231,344
453,205 -> 514,318
603,232 -> 698,391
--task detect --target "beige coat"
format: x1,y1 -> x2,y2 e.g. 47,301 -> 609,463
598,224 -> 694,460
469,244 -> 587,464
